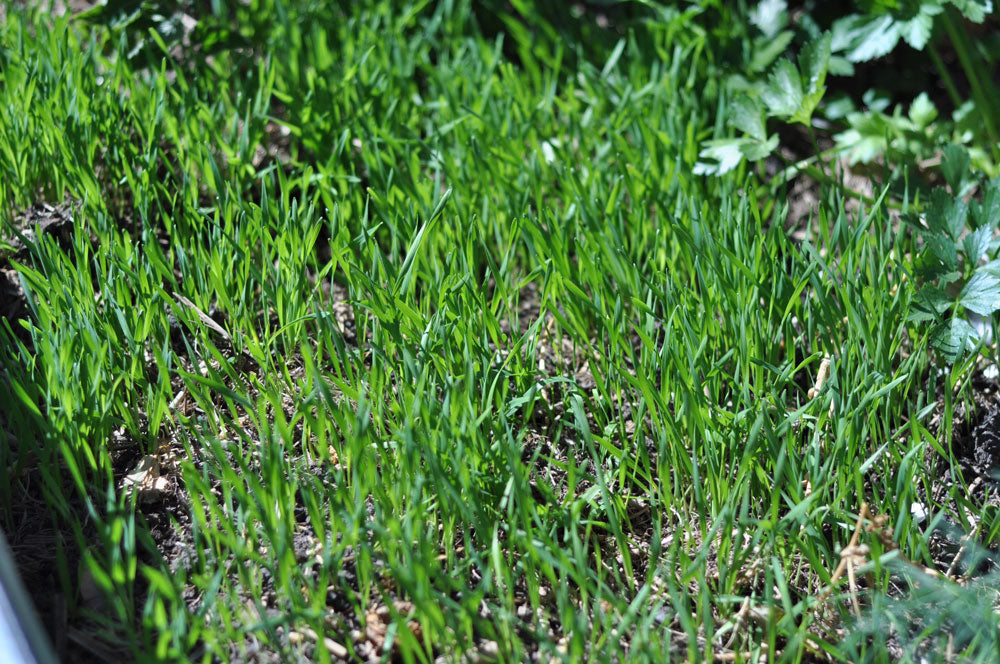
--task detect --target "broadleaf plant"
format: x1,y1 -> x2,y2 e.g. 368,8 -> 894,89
907,145 -> 1000,362
700,0 -> 1000,182
831,0 -> 992,61
695,33 -> 830,175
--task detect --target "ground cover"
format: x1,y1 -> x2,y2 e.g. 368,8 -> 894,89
3,1 -> 1000,662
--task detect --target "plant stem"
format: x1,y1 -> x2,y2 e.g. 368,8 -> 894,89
807,125 -> 830,181
940,8 -> 1000,162
927,43 -> 964,111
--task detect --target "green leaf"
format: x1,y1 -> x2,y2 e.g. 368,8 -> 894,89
908,92 -> 938,129
761,59 -> 802,119
741,134 -> 779,160
759,33 -> 830,126
929,317 -> 977,362
912,250 -> 957,281
695,132 -> 778,175
949,0 -> 992,22
793,88 -> 826,125
925,232 -> 959,271
899,5 -> 942,50
730,95 -> 766,141
942,144 -> 971,192
963,226 -> 993,263
750,0 -> 788,38
960,268 -> 1000,316
694,139 -> 746,175
972,178 -> 1000,230
825,93 -> 855,120
828,56 -> 855,76
909,284 -> 954,323
946,199 -> 970,240
834,111 -> 891,164
831,14 -> 900,63
750,31 -> 795,72
798,32 -> 831,95
926,187 -> 969,239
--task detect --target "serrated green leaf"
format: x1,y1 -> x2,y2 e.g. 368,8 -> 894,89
942,144 -> 971,192
946,199 -> 970,240
694,139 -> 746,175
834,111 -> 891,164
899,6 -> 941,50
730,95 -> 766,141
963,226 -> 993,262
750,0 -> 788,38
960,268 -> 1000,315
761,59 -> 802,119
949,0 -> 992,22
926,232 -> 959,270
908,92 -> 938,129
972,178 -> 1000,230
832,14 -> 900,63
926,187 -> 968,239
980,258 -> 1000,276
909,284 -> 955,323
930,317 -> 977,362
740,134 -> 779,160
792,88 -> 826,125
912,249 -> 955,281
759,35 -> 829,127
798,32 -> 831,94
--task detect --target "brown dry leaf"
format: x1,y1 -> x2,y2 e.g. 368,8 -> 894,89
122,455 -> 169,503
363,600 -> 420,660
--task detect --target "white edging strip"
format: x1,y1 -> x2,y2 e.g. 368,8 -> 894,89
0,529 -> 57,664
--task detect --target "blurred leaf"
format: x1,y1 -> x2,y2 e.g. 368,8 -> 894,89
942,144 -> 971,192
761,59 -> 802,118
694,139 -> 746,175
831,14 -> 900,62
749,31 -> 794,72
908,93 -> 938,129
730,95 -> 766,141
750,0 -> 788,38
742,134 -> 780,160
835,111 -> 891,164
949,0 -> 993,22
899,4 -> 943,50
960,267 -> 1000,315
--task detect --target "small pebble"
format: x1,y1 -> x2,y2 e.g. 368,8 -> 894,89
324,637 -> 348,658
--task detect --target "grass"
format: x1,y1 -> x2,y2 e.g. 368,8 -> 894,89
2,2 -> 1000,662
